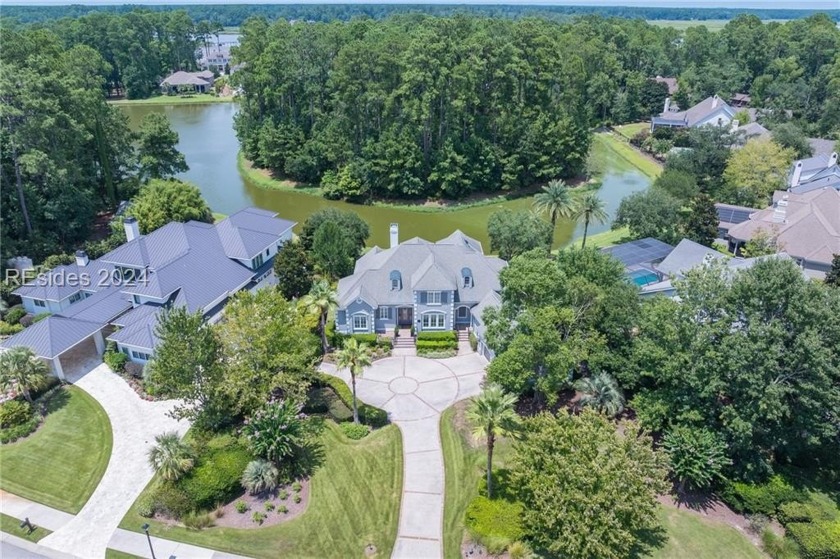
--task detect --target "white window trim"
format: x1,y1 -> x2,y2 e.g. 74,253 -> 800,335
457,306 -> 469,319
427,291 -> 442,305
33,299 -> 46,308
352,313 -> 369,332
377,307 -> 390,320
422,311 -> 446,330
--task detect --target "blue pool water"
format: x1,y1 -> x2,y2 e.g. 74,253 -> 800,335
628,269 -> 660,286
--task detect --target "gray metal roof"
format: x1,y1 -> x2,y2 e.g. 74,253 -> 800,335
216,208 -> 294,260
655,239 -> 726,278
57,286 -> 133,324
14,260 -> 116,302
337,230 -> 505,308
601,238 -> 675,267
107,305 -> 162,351
0,316 -> 103,359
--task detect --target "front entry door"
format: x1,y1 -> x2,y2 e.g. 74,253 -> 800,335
398,307 -> 413,326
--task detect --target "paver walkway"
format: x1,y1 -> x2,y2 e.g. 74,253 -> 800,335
321,352 -> 487,559
33,363 -> 189,558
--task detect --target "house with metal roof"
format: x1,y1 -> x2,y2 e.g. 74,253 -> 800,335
2,208 -> 295,378
335,225 -> 505,343
650,95 -> 738,132
787,151 -> 840,194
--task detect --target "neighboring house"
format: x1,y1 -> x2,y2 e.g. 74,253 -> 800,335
160,70 -> 216,94
601,237 -> 675,296
726,189 -> 840,278
335,225 -> 505,344
730,93 -> 751,108
2,208 -> 295,378
197,45 -> 232,72
653,75 -> 679,96
733,121 -> 771,143
715,202 -> 760,239
651,94 -> 737,132
787,151 -> 840,194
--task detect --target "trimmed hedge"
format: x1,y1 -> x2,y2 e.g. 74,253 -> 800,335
720,475 -> 805,515
416,340 -> 457,350
314,373 -> 388,427
417,349 -> 457,359
177,445 -> 252,511
786,520 -> 840,559
416,331 -> 457,342
152,482 -> 193,518
465,495 -> 525,555
304,386 -> 353,422
340,422 -> 370,440
330,331 -> 393,351
0,400 -> 33,428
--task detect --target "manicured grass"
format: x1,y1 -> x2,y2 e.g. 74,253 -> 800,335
595,132 -> 663,180
646,506 -> 766,559
0,512 -> 52,543
120,421 -> 403,558
615,122 -> 649,140
108,95 -> 234,106
0,387 -> 112,514
105,550 -> 143,559
441,403 -> 514,559
569,226 -> 631,249
212,212 -> 227,223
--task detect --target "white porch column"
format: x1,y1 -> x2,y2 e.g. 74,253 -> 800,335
52,358 -> 66,381
92,330 -> 106,355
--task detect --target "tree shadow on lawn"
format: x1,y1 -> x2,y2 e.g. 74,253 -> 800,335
628,524 -> 669,559
38,385 -> 70,417
281,416 -> 327,481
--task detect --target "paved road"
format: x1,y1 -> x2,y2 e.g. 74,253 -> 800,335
322,353 -> 486,559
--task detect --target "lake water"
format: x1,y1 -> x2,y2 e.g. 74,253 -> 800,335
122,103 -> 652,248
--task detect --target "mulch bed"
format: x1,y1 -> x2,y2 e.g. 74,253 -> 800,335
213,478 -> 311,529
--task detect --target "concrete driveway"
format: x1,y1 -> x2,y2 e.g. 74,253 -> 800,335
38,363 -> 189,559
322,353 -> 487,559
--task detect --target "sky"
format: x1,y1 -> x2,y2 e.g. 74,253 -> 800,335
3,0 -> 838,9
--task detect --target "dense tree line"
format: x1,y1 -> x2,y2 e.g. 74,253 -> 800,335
3,4 -> 836,27
0,25 -> 194,262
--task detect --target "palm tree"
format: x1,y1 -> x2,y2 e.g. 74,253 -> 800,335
573,193 -> 609,248
147,431 -> 194,481
533,180 -> 576,251
0,347 -> 50,404
467,384 -> 519,498
574,373 -> 625,417
302,279 -> 338,354
334,338 -> 372,425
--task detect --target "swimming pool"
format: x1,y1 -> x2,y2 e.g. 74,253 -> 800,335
627,269 -> 660,287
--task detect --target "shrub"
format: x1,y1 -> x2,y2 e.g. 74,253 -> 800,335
182,512 -> 213,530
278,505 -> 289,514
303,386 -> 353,422
0,400 -> 32,428
416,340 -> 456,350
469,332 -> 478,352
0,321 -> 24,336
244,399 -> 307,463
762,529 -> 801,559
340,422 -> 370,440
235,501 -> 248,514
720,475 -> 804,515
778,501 -> 834,525
136,493 -> 157,518
465,496 -> 525,555
294,494 -> 302,504
0,414 -> 39,443
314,373 -> 388,427
416,331 -> 457,342
4,307 -> 26,325
279,489 -> 289,500
416,349 -> 457,359
241,459 -> 279,495
104,349 -> 128,374
252,511 -> 266,525
265,502 -> 275,512
630,129 -> 650,147
292,481 -> 302,493
178,446 -> 252,510
152,483 -> 193,519
507,541 -> 533,559
786,520 -> 840,559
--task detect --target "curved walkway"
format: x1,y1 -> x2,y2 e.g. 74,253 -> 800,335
321,353 -> 486,559
37,364 -> 189,558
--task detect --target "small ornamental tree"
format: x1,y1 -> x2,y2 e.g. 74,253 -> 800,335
825,254 -> 840,287
302,279 -> 338,354
662,426 -> 732,493
244,399 -> 307,464
147,432 -> 194,482
0,347 -> 50,404
334,338 -> 373,424
574,372 -> 625,417
241,459 -> 280,494
274,241 -> 314,300
467,384 -> 519,498
127,179 -> 212,234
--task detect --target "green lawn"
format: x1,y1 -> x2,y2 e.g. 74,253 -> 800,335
0,387 -> 112,514
105,550 -> 143,559
595,132 -> 663,180
0,512 -> 52,543
120,421 -> 403,558
441,405 -> 765,559
569,226 -> 631,249
647,506 -> 766,559
615,122 -> 649,140
108,94 -> 234,106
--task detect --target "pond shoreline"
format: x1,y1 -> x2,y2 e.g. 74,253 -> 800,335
237,151 -> 602,214
109,96 -> 235,106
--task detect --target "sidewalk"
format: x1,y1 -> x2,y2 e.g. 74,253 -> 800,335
2,489 -> 251,559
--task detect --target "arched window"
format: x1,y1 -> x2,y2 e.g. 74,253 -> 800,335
461,267 -> 473,288
389,270 -> 402,290
422,312 -> 446,330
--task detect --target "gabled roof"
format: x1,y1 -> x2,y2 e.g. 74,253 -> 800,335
161,71 -> 210,87
337,230 -> 505,308
727,189 -> 840,266
57,286 -> 132,324
653,95 -> 735,128
14,260 -> 115,302
215,208 -> 296,261
0,316 -> 103,359
656,239 -> 726,278
107,305 -> 162,352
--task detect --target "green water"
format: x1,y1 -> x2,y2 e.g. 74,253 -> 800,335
122,103 -> 651,248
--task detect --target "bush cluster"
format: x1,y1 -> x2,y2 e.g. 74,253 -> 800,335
416,331 -> 457,342
786,521 -> 840,559
314,373 -> 388,427
4,307 -> 26,325
104,349 -> 128,374
416,340 -> 457,350
177,445 -> 252,511
340,422 -> 370,440
332,332 -> 393,352
416,349 -> 458,359
0,400 -> 33,428
720,475 -> 805,515
464,495 -> 525,555
0,321 -> 24,336
304,386 -> 354,422
150,483 -> 193,518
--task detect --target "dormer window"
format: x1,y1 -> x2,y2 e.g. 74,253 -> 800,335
389,270 -> 402,290
461,267 -> 473,288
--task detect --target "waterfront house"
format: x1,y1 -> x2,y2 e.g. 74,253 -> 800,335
650,94 -> 737,132
160,70 -> 215,94
1,208 -> 295,378
335,225 -> 505,347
